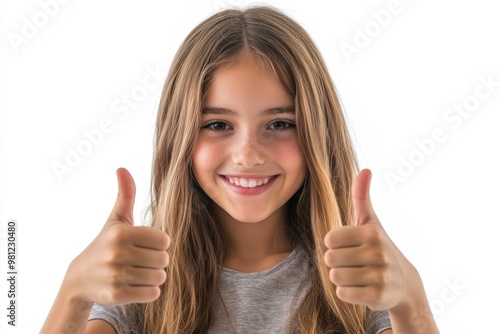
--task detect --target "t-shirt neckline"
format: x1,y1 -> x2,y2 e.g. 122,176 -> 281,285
219,247 -> 300,277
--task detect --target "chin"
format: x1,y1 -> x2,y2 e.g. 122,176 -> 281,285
228,212 -> 269,224
212,201 -> 282,225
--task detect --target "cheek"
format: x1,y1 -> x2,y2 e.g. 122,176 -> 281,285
193,142 -> 208,177
192,140 -> 221,181
270,139 -> 305,175
193,139 -> 230,200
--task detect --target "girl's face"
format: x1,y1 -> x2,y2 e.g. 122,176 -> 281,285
192,56 -> 306,224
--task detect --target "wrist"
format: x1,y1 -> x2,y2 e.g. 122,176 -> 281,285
62,257 -> 94,308
388,263 -> 439,333
40,260 -> 94,334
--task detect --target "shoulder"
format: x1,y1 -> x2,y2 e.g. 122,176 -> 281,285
370,310 -> 392,334
88,303 -> 140,334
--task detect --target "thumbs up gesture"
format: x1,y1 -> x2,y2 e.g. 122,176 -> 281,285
67,168 -> 170,306
324,169 -> 409,311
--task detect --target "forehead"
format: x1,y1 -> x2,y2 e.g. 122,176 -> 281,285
203,57 -> 293,110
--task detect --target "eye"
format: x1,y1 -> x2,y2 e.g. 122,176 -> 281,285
203,121 -> 230,131
269,120 -> 294,131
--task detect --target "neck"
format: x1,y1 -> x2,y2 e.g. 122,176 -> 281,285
213,204 -> 293,262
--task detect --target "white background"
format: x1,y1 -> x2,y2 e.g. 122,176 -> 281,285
1,0 -> 499,332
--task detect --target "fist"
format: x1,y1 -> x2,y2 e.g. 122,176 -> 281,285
323,169 -> 407,310
69,168 -> 170,306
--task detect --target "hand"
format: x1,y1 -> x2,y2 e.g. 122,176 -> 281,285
67,168 -> 170,306
323,169 -> 409,310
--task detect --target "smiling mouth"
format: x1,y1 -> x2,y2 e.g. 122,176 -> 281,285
222,175 -> 278,188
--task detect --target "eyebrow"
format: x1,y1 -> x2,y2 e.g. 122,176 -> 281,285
201,106 -> 295,116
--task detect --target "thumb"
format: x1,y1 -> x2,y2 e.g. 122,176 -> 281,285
352,168 -> 377,226
107,167 -> 136,226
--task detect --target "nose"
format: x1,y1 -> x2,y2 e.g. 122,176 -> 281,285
231,132 -> 265,168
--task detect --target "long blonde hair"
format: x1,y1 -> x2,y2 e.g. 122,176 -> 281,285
134,6 -> 373,333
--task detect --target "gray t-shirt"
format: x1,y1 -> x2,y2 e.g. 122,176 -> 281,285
89,248 -> 391,333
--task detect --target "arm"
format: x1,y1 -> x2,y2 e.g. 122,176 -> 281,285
41,168 -> 169,333
40,265 -> 93,334
86,320 -> 117,334
40,257 -> 120,334
387,263 -> 438,333
323,169 -> 439,334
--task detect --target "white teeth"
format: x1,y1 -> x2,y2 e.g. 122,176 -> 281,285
225,176 -> 274,188
240,178 -> 248,187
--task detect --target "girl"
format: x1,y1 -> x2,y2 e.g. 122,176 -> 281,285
42,6 -> 439,334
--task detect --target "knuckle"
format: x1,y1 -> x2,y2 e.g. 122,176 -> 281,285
335,286 -> 348,301
364,225 -> 383,246
106,248 -> 129,265
156,269 -> 167,285
164,233 -> 171,249
143,286 -> 162,302
151,286 -> 162,300
159,251 -> 169,268
107,226 -> 130,245
329,268 -> 339,284
323,249 -> 334,267
110,268 -> 128,287
369,249 -> 387,265
103,279 -> 127,305
324,230 -> 337,248
372,269 -> 388,288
